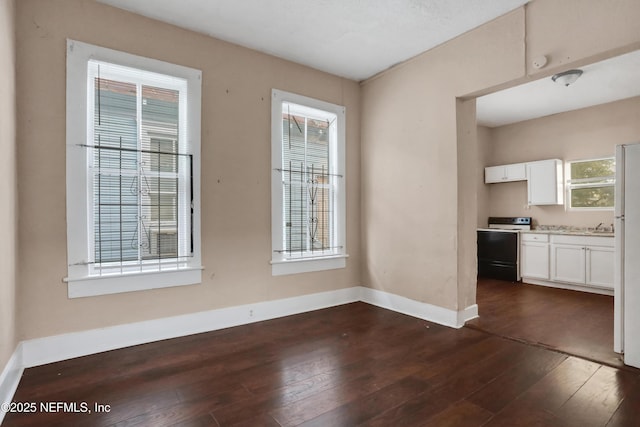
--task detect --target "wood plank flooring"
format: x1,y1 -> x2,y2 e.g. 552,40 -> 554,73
4,302 -> 640,426
467,278 -> 623,369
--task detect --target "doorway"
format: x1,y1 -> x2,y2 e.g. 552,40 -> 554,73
467,50 -> 640,368
467,278 -> 623,368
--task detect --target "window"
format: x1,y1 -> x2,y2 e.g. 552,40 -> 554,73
65,40 -> 202,298
271,89 -> 347,275
567,157 -> 615,209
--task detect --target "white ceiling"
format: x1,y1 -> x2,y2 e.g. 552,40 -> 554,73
476,49 -> 640,127
96,0 -> 529,81
96,0 -> 639,127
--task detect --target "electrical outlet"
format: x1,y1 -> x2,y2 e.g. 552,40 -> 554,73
249,309 -> 254,317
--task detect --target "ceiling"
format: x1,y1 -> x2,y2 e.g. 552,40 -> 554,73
476,49 -> 640,127
96,0 -> 638,127
96,0 -> 529,81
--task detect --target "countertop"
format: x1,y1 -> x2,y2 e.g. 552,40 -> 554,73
523,229 -> 615,237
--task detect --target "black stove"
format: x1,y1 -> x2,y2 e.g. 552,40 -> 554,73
477,217 -> 532,282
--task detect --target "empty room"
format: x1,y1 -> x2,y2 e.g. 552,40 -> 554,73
1,0 -> 640,425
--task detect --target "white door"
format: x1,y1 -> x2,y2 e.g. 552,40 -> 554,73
622,143 -> 640,368
521,242 -> 549,279
586,246 -> 614,289
504,163 -> 526,181
551,244 -> 585,284
615,145 -> 625,353
484,166 -> 505,183
527,160 -> 562,205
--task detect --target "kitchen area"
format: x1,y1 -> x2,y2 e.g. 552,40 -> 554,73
472,49 -> 640,368
476,108 -> 623,297
474,154 -> 622,366
479,157 -> 615,297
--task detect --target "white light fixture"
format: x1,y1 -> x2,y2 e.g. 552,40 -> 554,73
551,69 -> 583,86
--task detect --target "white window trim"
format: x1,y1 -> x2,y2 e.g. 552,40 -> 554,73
65,39 -> 203,298
270,89 -> 347,276
565,157 -> 615,211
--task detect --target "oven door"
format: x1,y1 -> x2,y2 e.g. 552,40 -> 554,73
477,230 -> 519,281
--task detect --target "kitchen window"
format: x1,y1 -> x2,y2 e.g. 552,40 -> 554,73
567,157 -> 615,209
270,89 -> 347,275
65,40 -> 202,298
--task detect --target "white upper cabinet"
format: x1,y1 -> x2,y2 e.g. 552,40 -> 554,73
484,163 -> 527,183
485,158 -> 564,206
526,159 -> 563,205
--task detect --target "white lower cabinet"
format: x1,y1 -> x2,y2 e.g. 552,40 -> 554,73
585,245 -> 615,288
521,233 -> 614,293
550,235 -> 614,290
551,244 -> 586,283
521,234 -> 549,280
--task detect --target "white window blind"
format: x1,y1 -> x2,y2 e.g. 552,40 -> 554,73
87,61 -> 192,275
65,40 -> 202,298
271,89 -> 347,275
281,103 -> 339,256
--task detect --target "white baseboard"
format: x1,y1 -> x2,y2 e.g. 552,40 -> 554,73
360,287 -> 478,328
0,343 -> 24,426
458,303 -> 479,326
522,278 -> 614,296
0,284 -> 481,414
21,286 -> 361,368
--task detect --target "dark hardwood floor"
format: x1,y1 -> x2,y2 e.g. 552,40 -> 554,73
467,278 -> 623,369
4,302 -> 640,426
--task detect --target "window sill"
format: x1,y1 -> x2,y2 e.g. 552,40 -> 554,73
567,207 -> 614,212
64,267 -> 203,298
271,254 -> 348,276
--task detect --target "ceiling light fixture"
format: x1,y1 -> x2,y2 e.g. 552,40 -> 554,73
551,69 -> 583,86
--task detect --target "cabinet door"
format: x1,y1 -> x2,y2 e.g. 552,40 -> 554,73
551,244 -> 586,284
484,166 -> 505,183
586,246 -> 614,289
521,242 -> 549,280
527,160 -> 563,205
505,163 -> 526,181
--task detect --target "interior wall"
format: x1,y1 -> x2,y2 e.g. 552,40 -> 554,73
0,0 -> 17,368
476,126 -> 492,228
12,0 -> 640,343
456,99 -> 478,310
361,0 -> 640,312
15,0 -> 361,341
361,9 -> 526,310
525,0 -> 640,76
486,96 -> 640,228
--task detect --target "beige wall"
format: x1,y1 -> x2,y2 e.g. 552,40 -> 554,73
10,0 -> 640,345
361,9 -> 526,309
0,0 -> 17,368
456,99 -> 478,310
361,0 -> 640,312
477,126 -> 492,228
484,96 -> 640,228
15,0 -> 361,340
